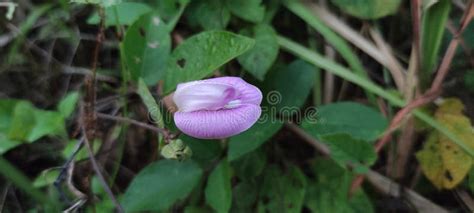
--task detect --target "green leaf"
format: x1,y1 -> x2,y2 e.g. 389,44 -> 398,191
164,31 -> 255,93
0,100 -> 19,132
3,100 -> 66,142
330,0 -> 402,19
0,134 -> 20,155
155,0 -> 181,21
8,101 -> 36,141
123,13 -> 171,85
228,117 -> 283,161
238,24 -> 279,80
264,60 -> 315,112
420,0 -> 451,88
180,135 -> 222,165
231,148 -> 266,180
87,2 -> 153,26
186,0 -> 230,30
58,92 -> 79,118
259,165 -> 307,213
226,0 -> 265,23
302,102 -> 388,142
232,179 -> 259,211
205,159 -> 232,213
122,160 -> 203,212
27,110 -> 66,142
33,170 -> 60,188
320,134 -> 377,171
305,158 -> 374,213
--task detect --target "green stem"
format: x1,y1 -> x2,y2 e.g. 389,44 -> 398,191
0,156 -> 50,205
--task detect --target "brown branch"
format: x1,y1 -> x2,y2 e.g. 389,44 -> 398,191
79,7 -> 124,212
81,129 -> 124,212
411,0 -> 422,75
96,112 -> 172,140
83,7 -> 105,141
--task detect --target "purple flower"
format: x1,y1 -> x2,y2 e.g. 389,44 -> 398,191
173,77 -> 262,139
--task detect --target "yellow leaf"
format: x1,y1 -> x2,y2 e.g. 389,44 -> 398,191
416,98 -> 474,189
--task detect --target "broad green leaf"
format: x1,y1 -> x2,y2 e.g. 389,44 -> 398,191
305,158 -> 374,213
416,98 -> 474,189
124,13 -> 171,85
231,148 -> 266,180
155,0 -> 181,21
27,110 -> 67,142
205,159 -> 232,213
0,134 -> 20,155
87,2 -> 152,26
70,0 -> 121,7
420,0 -> 451,88
264,60 -> 315,112
232,179 -> 258,211
163,31 -> 255,93
186,0 -> 230,30
330,0 -> 402,19
3,100 -> 67,143
181,135 -> 222,165
33,170 -> 60,188
8,101 -> 36,141
228,117 -> 283,161
259,165 -> 307,213
302,102 -> 388,142
226,0 -> 265,23
0,100 -> 18,132
58,92 -> 79,118
122,160 -> 203,211
320,134 -> 377,172
238,24 -> 279,80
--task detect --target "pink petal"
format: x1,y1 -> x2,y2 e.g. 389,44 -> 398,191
174,104 -> 261,139
203,77 -> 262,105
173,82 -> 238,112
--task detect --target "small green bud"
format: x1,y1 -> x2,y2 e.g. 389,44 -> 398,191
160,139 -> 193,161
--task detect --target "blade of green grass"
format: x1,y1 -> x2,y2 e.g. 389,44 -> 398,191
284,0 -> 376,104
420,0 -> 451,88
277,35 -> 474,157
0,155 -> 50,205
